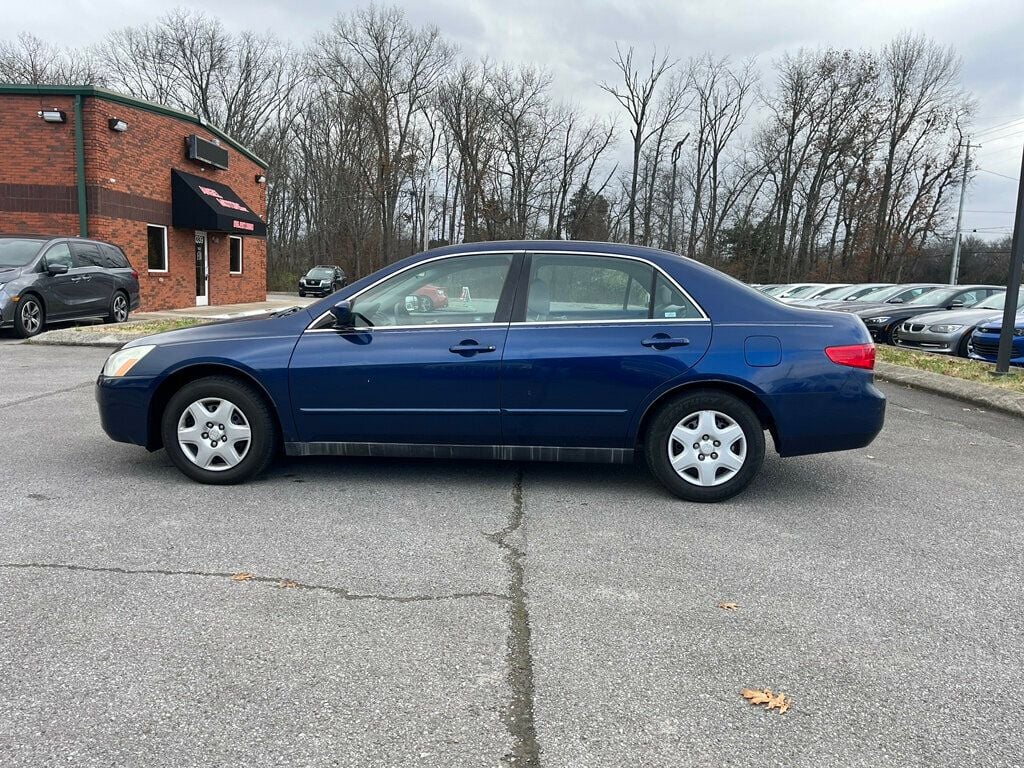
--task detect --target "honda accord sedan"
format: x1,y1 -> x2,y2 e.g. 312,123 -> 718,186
96,241 -> 886,502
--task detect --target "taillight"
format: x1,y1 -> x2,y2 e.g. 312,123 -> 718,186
825,343 -> 876,370
131,269 -> 139,279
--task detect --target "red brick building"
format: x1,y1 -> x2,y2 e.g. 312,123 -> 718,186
0,85 -> 268,310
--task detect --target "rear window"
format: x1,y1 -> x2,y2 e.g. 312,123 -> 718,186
99,244 -> 130,268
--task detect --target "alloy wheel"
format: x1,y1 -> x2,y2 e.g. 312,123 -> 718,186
20,300 -> 41,335
113,294 -> 128,322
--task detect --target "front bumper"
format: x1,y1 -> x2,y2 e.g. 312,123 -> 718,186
95,375 -> 154,447
299,283 -> 332,296
894,327 -> 959,354
969,334 -> 1024,366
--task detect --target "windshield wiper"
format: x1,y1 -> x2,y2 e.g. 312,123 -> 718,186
270,306 -> 302,318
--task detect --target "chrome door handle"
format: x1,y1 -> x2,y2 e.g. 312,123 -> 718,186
641,335 -> 690,349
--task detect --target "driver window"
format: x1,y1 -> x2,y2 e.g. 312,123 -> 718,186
42,243 -> 73,270
351,253 -> 514,327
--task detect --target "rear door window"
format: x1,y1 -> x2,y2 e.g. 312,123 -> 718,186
70,242 -> 103,268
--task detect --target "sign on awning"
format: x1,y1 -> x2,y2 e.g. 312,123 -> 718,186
171,169 -> 266,237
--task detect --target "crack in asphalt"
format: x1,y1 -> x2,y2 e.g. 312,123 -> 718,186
0,381 -> 95,411
486,466 -> 541,767
0,563 -> 510,604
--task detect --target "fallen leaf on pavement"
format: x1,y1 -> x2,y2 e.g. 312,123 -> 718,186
717,602 -> 740,611
741,687 -> 792,714
231,572 -> 254,582
279,580 -> 298,589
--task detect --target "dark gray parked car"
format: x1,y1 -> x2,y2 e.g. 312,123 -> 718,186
0,235 -> 141,338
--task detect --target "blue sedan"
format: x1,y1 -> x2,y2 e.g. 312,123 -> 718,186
96,241 -> 885,502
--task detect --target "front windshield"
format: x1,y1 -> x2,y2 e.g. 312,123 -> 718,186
858,285 -> 931,303
783,285 -> 822,298
815,285 -> 853,299
763,285 -> 792,296
0,238 -> 43,268
307,268 -> 334,279
907,288 -> 958,305
972,292 -> 1024,310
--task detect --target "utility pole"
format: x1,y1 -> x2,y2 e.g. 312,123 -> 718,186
994,144 -> 1024,375
949,138 -> 981,284
665,133 -> 690,253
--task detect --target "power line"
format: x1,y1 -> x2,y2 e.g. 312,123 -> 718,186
977,143 -> 1024,159
978,128 -> 1024,144
977,167 -> 1021,182
974,116 -> 1024,137
964,209 -> 1015,214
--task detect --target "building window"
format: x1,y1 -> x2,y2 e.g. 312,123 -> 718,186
147,225 -> 167,272
229,236 -> 243,274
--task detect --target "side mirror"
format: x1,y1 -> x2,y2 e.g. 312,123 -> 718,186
330,300 -> 355,328
886,297 -> 904,304
46,262 -> 69,276
949,300 -> 965,309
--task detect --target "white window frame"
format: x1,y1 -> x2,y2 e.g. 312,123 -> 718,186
146,224 -> 168,273
229,236 -> 243,275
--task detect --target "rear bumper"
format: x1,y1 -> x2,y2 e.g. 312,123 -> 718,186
765,375 -> 886,457
95,375 -> 154,447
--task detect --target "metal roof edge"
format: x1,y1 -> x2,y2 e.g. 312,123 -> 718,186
0,83 -> 269,169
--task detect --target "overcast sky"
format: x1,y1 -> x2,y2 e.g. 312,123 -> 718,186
6,0 -> 1024,240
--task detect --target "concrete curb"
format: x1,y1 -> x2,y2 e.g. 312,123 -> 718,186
876,360 -> 1024,419
26,330 -> 136,348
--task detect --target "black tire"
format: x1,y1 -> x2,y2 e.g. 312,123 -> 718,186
329,281 -> 338,293
104,291 -> 130,324
14,294 -> 45,338
161,376 -> 277,485
956,330 -> 972,358
644,389 -> 765,503
298,290 -> 306,297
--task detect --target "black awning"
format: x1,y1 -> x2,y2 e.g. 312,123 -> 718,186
171,169 -> 267,237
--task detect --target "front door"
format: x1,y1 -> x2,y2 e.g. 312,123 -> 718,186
288,252 -> 520,446
195,232 -> 208,306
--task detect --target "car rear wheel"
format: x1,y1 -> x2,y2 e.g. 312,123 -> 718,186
161,376 -> 277,485
104,291 -> 130,324
644,390 -> 765,503
14,295 -> 44,338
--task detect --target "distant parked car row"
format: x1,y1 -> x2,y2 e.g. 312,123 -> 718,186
753,281 -> 1024,366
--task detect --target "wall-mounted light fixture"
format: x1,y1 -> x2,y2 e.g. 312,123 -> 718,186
108,118 -> 129,132
255,174 -> 267,184
37,109 -> 67,123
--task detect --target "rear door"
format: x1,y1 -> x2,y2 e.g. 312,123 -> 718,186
500,252 -> 713,448
68,241 -> 114,316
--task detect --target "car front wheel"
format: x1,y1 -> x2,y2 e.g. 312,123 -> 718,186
161,376 -> 277,484
644,390 -> 765,502
14,295 -> 45,338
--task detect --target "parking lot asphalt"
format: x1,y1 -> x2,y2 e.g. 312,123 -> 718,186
1,343 -> 1022,767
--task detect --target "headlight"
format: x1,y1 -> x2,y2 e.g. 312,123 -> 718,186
103,345 -> 155,377
928,324 -> 963,334
865,316 -> 890,324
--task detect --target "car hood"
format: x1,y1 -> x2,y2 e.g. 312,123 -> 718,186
0,265 -> 26,282
856,303 -> 946,319
123,308 -> 312,349
977,313 -> 1024,333
902,307 -> 1007,326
